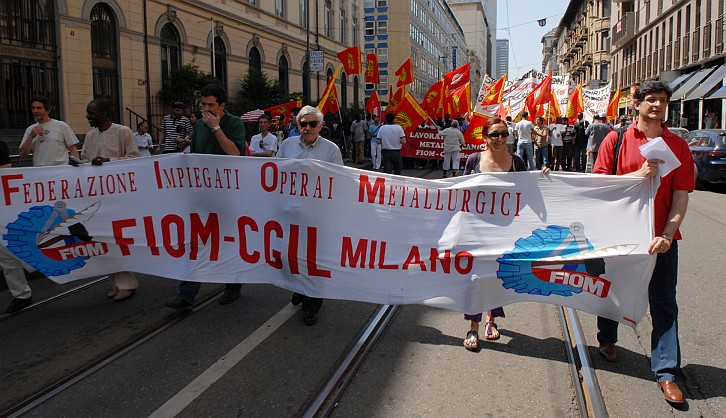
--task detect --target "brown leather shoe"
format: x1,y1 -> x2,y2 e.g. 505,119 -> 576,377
658,381 -> 685,404
598,342 -> 618,362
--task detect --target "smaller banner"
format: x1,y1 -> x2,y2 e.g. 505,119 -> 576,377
402,126 -> 483,161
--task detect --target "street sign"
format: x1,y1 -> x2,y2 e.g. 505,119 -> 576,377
310,51 -> 324,72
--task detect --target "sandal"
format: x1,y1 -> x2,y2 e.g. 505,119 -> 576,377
463,330 -> 479,350
484,321 -> 500,340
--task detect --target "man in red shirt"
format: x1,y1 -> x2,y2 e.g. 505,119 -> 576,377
593,80 -> 694,404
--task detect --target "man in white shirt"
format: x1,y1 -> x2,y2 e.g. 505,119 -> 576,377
515,111 -> 535,169
376,112 -> 407,175
19,96 -> 79,166
249,114 -> 278,157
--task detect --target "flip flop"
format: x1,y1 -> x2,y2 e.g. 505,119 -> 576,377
463,330 -> 479,350
484,321 -> 500,340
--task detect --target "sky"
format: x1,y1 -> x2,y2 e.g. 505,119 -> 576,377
496,0 -> 571,79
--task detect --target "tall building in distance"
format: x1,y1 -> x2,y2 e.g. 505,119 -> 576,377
446,0 -> 496,93
496,39 -> 509,78
364,0 -> 468,102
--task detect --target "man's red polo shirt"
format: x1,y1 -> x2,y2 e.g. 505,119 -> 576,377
593,122 -> 694,239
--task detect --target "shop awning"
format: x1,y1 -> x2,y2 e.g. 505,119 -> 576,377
671,68 -> 716,101
684,65 -> 726,101
667,72 -> 694,90
708,84 -> 726,99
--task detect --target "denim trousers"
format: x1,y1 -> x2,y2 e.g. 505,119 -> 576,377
516,142 -> 535,170
573,145 -> 587,172
178,281 -> 242,303
535,146 -> 549,169
597,241 -> 680,382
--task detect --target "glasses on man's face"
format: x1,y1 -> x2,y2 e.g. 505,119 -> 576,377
643,97 -> 668,105
299,120 -> 319,128
487,131 -> 510,139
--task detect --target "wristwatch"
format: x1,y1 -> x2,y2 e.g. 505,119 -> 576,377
211,126 -> 221,133
661,233 -> 672,241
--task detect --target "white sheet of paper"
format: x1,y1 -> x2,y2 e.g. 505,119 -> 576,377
638,136 -> 681,177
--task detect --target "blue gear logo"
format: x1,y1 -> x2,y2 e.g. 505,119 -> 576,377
3,201 -> 106,277
496,223 -> 608,297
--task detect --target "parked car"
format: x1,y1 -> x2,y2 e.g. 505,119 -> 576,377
669,127 -> 689,139
683,129 -> 726,188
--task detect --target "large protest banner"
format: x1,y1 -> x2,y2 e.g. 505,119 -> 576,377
1,155 -> 656,325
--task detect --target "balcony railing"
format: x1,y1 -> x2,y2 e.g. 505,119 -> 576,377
692,30 -> 700,62
716,17 -> 723,54
612,12 -> 635,47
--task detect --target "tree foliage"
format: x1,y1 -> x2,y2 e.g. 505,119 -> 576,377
159,63 -> 218,110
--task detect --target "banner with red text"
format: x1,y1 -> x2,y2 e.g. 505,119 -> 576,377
402,125 -> 483,161
0,155 -> 657,325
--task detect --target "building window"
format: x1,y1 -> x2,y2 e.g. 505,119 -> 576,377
364,0 -> 374,8
365,20 -> 375,36
279,55 -> 289,95
213,36 -> 227,87
341,72 -> 348,108
352,15 -> 358,45
353,76 -> 359,109
90,3 -> 120,122
324,1 -> 332,38
377,20 -> 388,36
249,46 -> 262,74
340,9 -> 346,43
275,0 -> 286,18
377,0 -> 388,7
379,73 -> 388,91
299,0 -> 307,27
378,47 -> 388,63
160,24 -> 181,88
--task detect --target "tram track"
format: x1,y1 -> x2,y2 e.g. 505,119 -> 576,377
0,285 -> 227,418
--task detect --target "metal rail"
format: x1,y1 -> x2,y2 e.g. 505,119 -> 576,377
1,286 -> 226,417
0,276 -> 110,321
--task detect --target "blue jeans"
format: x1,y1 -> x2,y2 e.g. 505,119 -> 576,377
535,146 -> 549,169
517,142 -> 535,170
573,145 -> 587,172
177,281 -> 242,303
597,241 -> 680,382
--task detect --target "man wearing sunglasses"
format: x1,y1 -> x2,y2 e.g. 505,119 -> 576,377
249,114 -> 277,157
276,105 -> 343,325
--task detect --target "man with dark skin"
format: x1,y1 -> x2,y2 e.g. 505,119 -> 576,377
81,99 -> 139,300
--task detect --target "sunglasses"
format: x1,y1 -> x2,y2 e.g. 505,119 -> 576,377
487,131 -> 510,139
299,120 -> 319,128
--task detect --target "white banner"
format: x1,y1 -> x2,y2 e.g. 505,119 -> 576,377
1,155 -> 656,325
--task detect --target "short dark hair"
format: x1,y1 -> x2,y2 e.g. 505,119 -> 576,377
30,96 -> 53,112
192,111 -> 202,120
173,101 -> 184,109
385,112 -> 396,123
633,80 -> 672,104
89,98 -> 111,115
200,84 -> 227,105
258,114 -> 271,123
136,121 -> 147,129
521,111 -> 529,118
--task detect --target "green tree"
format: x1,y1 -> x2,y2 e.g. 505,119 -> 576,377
159,63 -> 218,110
233,69 -> 302,114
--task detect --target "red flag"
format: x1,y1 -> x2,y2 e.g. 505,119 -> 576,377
366,90 -> 381,118
394,92 -> 428,135
395,58 -> 414,87
420,79 -> 445,119
496,100 -> 509,119
446,81 -> 471,119
607,88 -> 621,122
386,86 -> 403,114
264,100 -> 303,122
565,83 -> 584,124
479,73 -> 507,106
526,71 -> 553,116
544,89 -> 562,122
336,46 -> 362,75
317,67 -> 341,115
443,62 -> 471,92
365,53 -> 379,84
463,111 -> 489,146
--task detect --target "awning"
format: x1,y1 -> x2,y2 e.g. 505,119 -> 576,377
667,72 -> 694,90
670,68 -> 715,101
708,84 -> 726,99
684,65 -> 726,101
